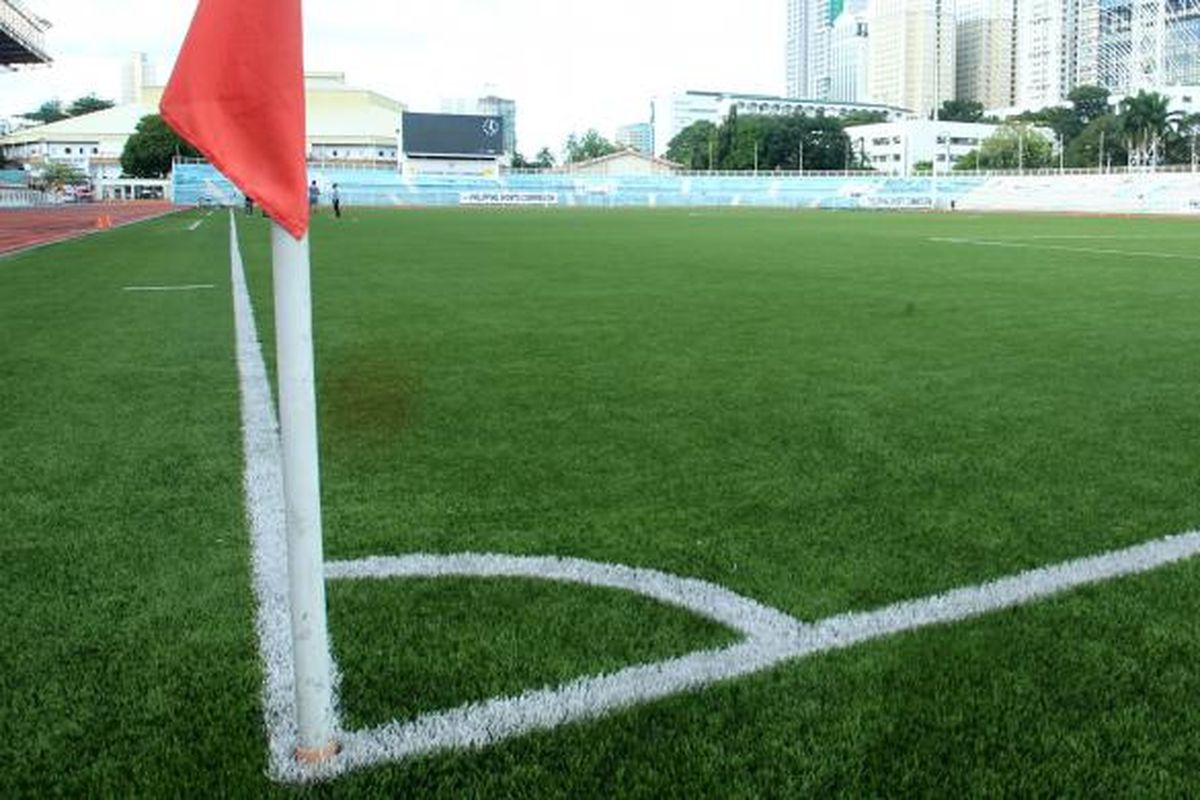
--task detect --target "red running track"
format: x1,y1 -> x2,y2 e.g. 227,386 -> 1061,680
0,202 -> 179,257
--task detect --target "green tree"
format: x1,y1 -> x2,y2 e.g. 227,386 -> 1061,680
564,129 -> 620,163
1064,115 -> 1128,169
937,99 -> 984,123
840,109 -> 889,127
706,112 -> 851,172
665,120 -> 719,170
953,150 -> 980,171
21,100 -> 68,124
40,161 -> 86,188
65,95 -> 115,117
978,124 -> 1053,170
534,147 -> 556,168
121,114 -> 200,178
1013,105 -> 1082,147
1068,85 -> 1112,127
1119,90 -> 1175,166
1167,112 -> 1200,166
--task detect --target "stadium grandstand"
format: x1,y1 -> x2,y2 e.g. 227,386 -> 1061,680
0,0 -> 50,67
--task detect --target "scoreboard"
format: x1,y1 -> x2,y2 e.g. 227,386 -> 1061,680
401,112 -> 506,158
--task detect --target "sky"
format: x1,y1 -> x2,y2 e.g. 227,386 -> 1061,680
2,0 -> 784,155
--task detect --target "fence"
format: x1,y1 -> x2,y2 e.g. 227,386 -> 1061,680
0,186 -> 49,208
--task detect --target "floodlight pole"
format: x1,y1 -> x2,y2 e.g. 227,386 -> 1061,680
271,221 -> 337,763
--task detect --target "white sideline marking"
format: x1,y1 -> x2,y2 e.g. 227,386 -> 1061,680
228,211 -> 311,781
1026,234 -> 1200,241
188,219 -> 205,231
929,236 -> 1200,261
123,284 -> 215,292
228,213 -> 1200,783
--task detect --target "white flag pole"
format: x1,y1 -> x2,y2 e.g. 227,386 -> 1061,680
271,220 -> 337,763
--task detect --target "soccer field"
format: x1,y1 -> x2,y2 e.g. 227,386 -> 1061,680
3,207 -> 1200,795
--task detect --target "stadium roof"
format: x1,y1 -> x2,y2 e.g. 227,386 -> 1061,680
685,89 -> 911,114
0,0 -> 51,66
1,74 -> 405,150
0,102 -> 154,145
557,148 -> 682,175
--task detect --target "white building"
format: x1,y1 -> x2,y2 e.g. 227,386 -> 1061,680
121,52 -> 156,105
956,0 -> 1018,109
868,0 -> 957,118
652,90 -> 912,157
849,119 -> 1013,174
0,73 -> 405,183
829,1 -> 871,103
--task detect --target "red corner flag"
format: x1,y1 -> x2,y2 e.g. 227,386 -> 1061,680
161,0 -> 309,239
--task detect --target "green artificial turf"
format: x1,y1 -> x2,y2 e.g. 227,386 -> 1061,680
4,207 -> 1200,796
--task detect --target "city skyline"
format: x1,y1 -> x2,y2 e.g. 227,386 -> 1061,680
789,0 -> 1200,120
0,0 -> 783,156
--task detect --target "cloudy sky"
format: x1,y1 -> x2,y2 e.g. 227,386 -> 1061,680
3,0 -> 784,155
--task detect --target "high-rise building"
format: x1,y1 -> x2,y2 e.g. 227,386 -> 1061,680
868,0 -> 956,118
476,95 -> 517,155
956,0 -> 1018,109
786,0 -> 812,98
787,0 -> 837,99
121,53 -> 156,105
1015,0 -> 1085,108
829,0 -> 871,102
1089,0 -> 1200,93
440,94 -> 518,156
615,122 -> 654,155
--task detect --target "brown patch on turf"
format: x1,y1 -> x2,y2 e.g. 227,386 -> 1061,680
320,353 -> 424,443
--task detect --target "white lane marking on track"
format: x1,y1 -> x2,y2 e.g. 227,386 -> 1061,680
228,212 -> 1200,784
928,236 -> 1200,261
123,284 -> 215,292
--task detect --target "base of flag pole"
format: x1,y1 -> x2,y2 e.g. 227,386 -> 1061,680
295,740 -> 340,765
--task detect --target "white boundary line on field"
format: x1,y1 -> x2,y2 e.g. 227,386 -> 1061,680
228,212 -> 1200,784
928,236 -> 1200,261
228,211 -> 307,781
123,284 -> 215,292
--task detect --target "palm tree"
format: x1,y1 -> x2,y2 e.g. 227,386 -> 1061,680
1172,112 -> 1200,169
1119,91 -> 1176,167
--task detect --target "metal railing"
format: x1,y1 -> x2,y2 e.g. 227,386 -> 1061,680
0,0 -> 51,62
173,156 -> 397,173
172,157 -> 1200,186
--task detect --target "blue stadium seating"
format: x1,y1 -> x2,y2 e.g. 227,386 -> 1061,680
171,162 -> 984,211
